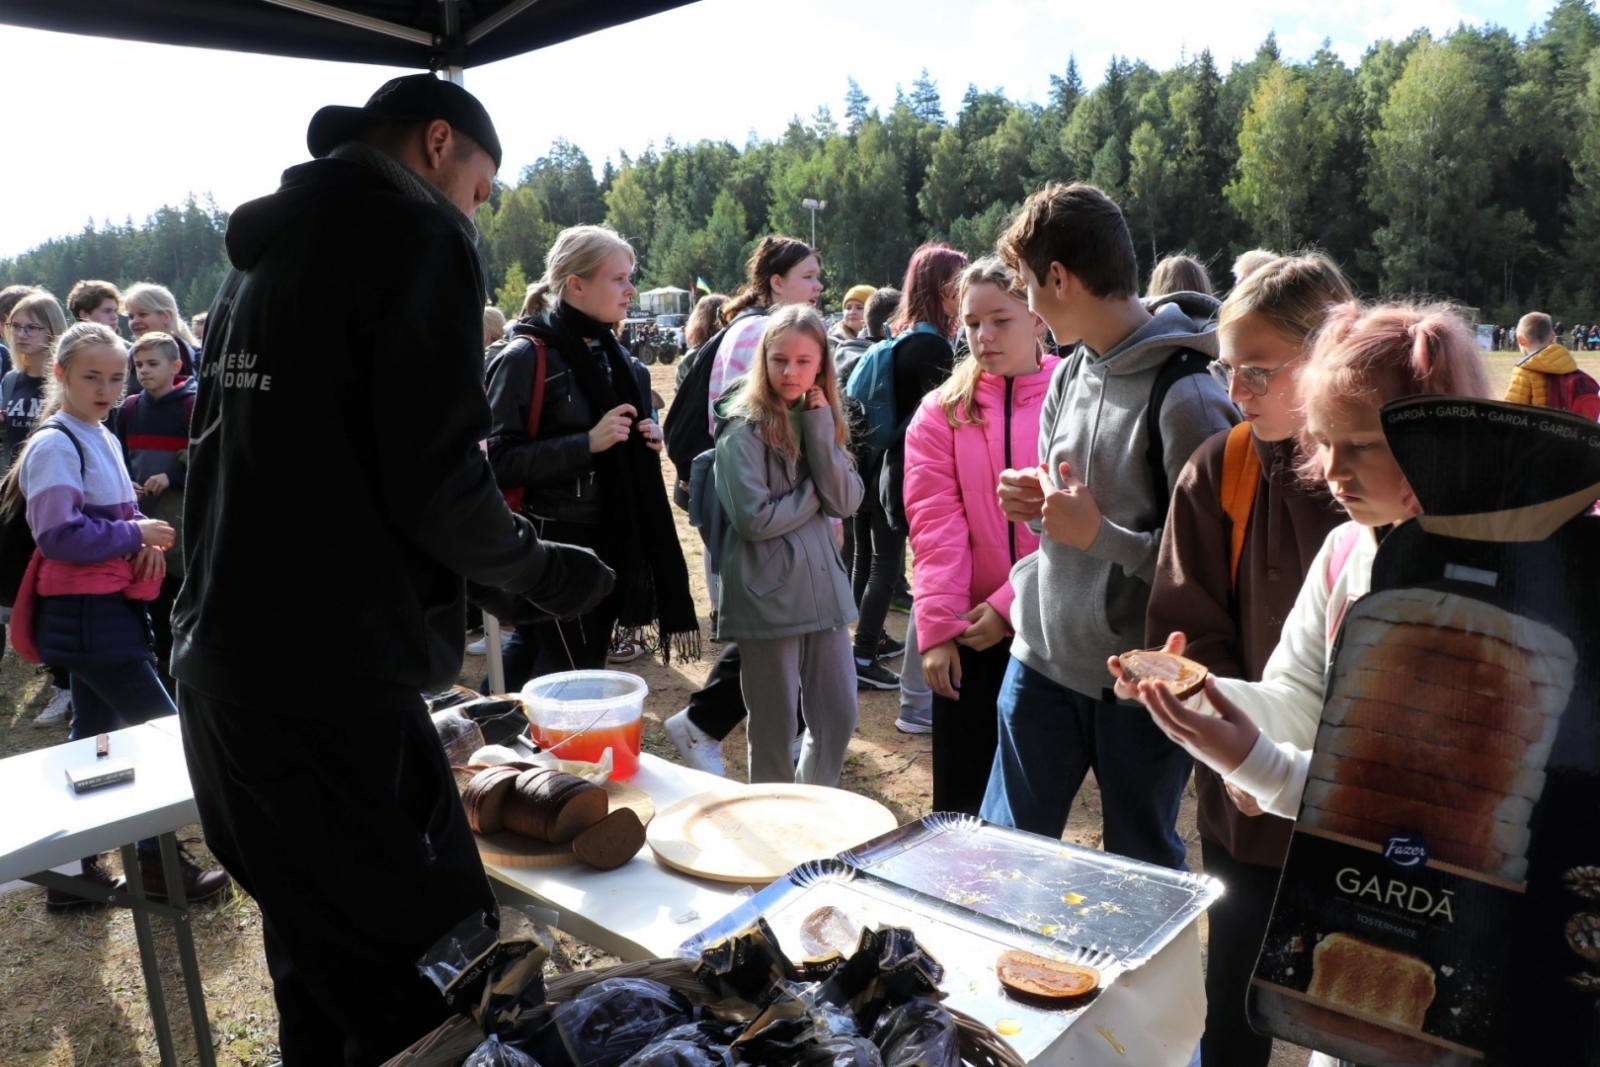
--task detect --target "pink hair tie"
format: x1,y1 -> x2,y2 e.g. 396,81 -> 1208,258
1410,322 -> 1434,381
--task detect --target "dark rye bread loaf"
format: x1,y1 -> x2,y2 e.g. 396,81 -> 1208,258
572,807 -> 646,870
503,767 -> 608,844
462,766 -> 522,835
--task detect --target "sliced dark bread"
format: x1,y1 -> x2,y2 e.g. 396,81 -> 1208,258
572,807 -> 646,870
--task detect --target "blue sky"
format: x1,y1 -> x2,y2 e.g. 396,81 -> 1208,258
0,0 -> 1555,260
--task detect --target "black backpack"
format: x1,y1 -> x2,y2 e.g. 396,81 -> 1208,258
1051,345 -> 1215,523
663,306 -> 766,508
1144,348 -> 1216,518
0,422 -> 86,608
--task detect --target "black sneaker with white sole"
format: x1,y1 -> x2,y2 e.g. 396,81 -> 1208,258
876,633 -> 905,660
856,660 -> 900,690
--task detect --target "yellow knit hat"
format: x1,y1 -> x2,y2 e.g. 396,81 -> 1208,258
843,284 -> 877,307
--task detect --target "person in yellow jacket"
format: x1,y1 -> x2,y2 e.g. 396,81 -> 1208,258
1506,311 -> 1579,407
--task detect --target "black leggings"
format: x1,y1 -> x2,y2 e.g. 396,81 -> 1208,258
1198,838 -> 1281,1067
930,639 -> 1011,815
850,504 -> 905,660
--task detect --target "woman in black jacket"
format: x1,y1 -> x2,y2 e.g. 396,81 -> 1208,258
487,225 -> 699,687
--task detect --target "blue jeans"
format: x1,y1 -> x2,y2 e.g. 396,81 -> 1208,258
70,657 -> 178,855
979,656 -> 1192,870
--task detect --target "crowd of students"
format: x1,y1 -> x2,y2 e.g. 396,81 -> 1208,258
0,279 -> 227,909
4,164 -> 1590,1066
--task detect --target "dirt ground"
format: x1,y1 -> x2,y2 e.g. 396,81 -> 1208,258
0,351 -> 1539,1065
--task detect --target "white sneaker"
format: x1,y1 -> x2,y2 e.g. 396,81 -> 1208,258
36,686 -> 71,727
663,709 -> 725,777
466,628 -> 513,656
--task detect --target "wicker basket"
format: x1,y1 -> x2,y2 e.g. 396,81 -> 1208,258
381,956 -> 1026,1067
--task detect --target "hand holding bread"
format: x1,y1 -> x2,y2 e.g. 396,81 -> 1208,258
1106,632 -> 1189,703
1135,673 -> 1261,780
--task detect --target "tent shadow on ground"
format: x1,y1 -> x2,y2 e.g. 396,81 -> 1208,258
0,845 -> 273,1067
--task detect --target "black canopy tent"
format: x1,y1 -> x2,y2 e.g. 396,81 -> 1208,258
0,0 -> 697,72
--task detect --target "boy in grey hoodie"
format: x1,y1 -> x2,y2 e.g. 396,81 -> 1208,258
981,183 -> 1238,869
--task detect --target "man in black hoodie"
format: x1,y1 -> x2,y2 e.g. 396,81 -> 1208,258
172,76 -> 613,1066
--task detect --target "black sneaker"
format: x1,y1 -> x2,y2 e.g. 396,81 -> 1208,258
876,633 -> 906,660
856,660 -> 901,690
889,592 -> 913,614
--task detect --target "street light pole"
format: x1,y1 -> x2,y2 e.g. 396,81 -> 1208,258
801,197 -> 827,247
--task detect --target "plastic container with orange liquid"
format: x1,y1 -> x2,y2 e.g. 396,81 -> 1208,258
520,670 -> 647,779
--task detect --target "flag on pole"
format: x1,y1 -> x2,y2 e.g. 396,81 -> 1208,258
695,276 -> 711,294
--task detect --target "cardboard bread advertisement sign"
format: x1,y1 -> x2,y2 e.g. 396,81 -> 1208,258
1249,397 -> 1600,1065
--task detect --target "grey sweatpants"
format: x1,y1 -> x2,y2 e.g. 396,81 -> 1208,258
739,626 -> 858,785
898,612 -> 932,717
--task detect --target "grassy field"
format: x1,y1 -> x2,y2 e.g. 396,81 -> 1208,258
0,347 -> 1569,1066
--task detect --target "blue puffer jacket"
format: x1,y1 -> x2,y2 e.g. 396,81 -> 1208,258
35,592 -> 154,669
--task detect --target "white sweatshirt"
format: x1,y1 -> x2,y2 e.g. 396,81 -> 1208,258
1206,520 -> 1377,819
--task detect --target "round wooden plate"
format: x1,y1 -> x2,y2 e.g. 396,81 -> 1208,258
646,783 -> 899,885
475,778 -> 654,868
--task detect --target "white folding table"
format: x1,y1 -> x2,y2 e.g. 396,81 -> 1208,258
482,753 -> 755,960
0,719 -> 216,1067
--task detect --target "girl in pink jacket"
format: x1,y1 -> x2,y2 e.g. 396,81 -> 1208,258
904,258 -> 1061,814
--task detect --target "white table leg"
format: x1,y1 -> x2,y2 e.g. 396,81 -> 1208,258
485,615 -> 506,695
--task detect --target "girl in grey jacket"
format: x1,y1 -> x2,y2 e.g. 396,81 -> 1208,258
714,305 -> 864,785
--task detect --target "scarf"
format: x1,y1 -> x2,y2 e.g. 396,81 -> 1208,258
329,142 -> 479,243
551,301 -> 701,664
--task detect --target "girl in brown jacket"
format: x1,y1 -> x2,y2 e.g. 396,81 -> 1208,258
1143,253 -> 1351,1067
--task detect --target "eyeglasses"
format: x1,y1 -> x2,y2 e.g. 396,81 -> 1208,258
1208,354 -> 1301,397
8,323 -> 46,337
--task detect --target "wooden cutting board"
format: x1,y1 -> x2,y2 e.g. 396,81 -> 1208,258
475,778 -> 654,868
646,783 -> 899,885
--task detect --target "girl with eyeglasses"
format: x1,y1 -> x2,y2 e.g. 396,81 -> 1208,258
3,291 -> 69,474
1133,252 -> 1353,1067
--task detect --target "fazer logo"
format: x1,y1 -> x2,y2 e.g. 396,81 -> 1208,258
1383,832 -> 1429,871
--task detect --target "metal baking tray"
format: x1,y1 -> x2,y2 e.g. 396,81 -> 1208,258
677,814 -> 1220,1059
676,858 -> 1119,1061
841,813 -> 1221,967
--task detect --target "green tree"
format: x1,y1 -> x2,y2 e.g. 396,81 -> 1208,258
1226,63 -> 1327,249
521,140 -> 601,226
701,191 -> 750,292
603,161 -> 656,263
1368,40 -> 1498,299
1049,57 -> 1084,118
1126,120 -> 1176,261
495,261 -> 529,317
481,184 -> 557,294
844,78 -> 872,132
948,200 -> 1020,259
1564,49 -> 1600,306
908,69 -> 944,125
918,126 -> 968,237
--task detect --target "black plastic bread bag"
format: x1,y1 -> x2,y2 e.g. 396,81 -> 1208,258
463,1033 -> 540,1067
869,999 -> 960,1067
550,977 -> 693,1067
810,927 -> 945,1032
695,916 -> 801,1006
795,1036 -> 885,1067
454,695 -> 531,746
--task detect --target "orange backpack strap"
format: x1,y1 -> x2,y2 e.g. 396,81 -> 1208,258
1220,422 -> 1262,589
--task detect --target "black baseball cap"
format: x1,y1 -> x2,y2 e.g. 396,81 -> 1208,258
307,73 -> 502,169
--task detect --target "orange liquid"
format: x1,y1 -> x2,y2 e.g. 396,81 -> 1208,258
531,718 -> 642,779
